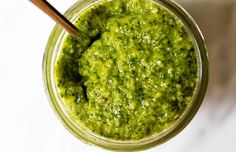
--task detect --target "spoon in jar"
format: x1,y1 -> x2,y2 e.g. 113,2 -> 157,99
29,0 -> 91,47
30,0 -> 90,100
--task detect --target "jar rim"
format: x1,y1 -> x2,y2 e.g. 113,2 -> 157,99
43,0 -> 208,150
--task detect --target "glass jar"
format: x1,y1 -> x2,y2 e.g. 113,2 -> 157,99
43,0 -> 208,150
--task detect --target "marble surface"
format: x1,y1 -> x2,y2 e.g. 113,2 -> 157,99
0,0 -> 235,152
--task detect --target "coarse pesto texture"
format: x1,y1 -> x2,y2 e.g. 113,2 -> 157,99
55,0 -> 198,140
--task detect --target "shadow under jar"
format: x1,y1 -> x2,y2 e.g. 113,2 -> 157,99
43,0 -> 208,151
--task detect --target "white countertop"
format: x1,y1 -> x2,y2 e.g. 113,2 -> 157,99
0,0 -> 235,151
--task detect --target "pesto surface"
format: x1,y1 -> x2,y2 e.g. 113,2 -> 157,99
55,0 -> 198,140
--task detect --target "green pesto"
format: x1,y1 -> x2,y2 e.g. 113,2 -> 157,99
55,0 -> 198,140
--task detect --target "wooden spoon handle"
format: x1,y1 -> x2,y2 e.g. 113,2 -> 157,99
30,0 -> 79,36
